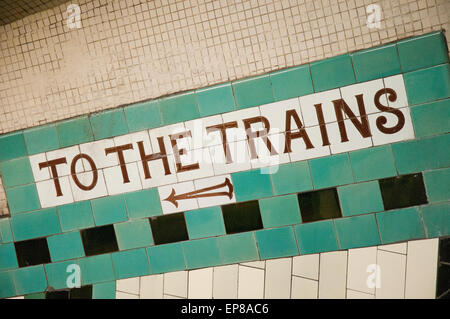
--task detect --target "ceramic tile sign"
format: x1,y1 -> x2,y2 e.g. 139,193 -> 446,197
29,75 -> 414,213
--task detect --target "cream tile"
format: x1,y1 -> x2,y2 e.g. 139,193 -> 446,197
347,247 -> 377,295
113,130 -> 152,164
79,139 -> 115,169
264,258 -> 292,299
163,294 -> 183,299
369,107 -> 414,146
45,145 -> 82,177
209,139 -> 252,175
36,176 -> 74,208
149,123 -> 187,156
375,250 -> 406,299
318,251 -> 348,299
164,271 -> 188,298
213,265 -> 238,299
288,125 -> 331,162
378,243 -> 407,254
116,291 -> 139,299
249,132 -> 291,169
137,153 -> 178,189
185,115 -> 224,149
158,181 -> 198,214
259,98 -> 303,134
291,276 -> 318,299
193,174 -> 236,208
339,79 -> 386,116
175,147 -> 214,182
237,265 -> 264,299
346,289 -> 375,299
140,274 -> 163,299
240,261 -> 265,269
69,169 -> 108,201
103,162 -> 142,195
116,277 -> 140,295
221,107 -> 261,143
383,74 -> 408,108
299,89 -> 341,127
29,153 -> 51,182
188,268 -> 213,299
292,254 -> 319,280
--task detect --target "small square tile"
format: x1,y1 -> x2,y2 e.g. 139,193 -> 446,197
231,169 -> 273,202
78,254 -> 115,285
349,145 -> 397,182
410,99 -> 450,138
421,202 -> 450,237
0,243 -> 18,270
124,188 -> 162,219
424,168 -> 450,203
13,265 -> 47,295
6,184 -> 41,215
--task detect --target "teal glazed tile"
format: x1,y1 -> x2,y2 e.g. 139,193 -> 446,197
309,153 -> 354,189
217,232 -> 259,264
270,161 -> 313,195
259,194 -> 301,227
0,131 -> 27,162
45,260 -> 78,290
185,206 -> 226,239
310,53 -> 355,92
124,100 -> 162,132
57,201 -> 95,232
294,220 -> 339,254
334,214 -> 381,249
232,169 -> 274,202
349,145 -> 397,182
56,116 -> 94,148
338,181 -> 384,217
0,243 -> 18,270
397,31 -> 449,72
0,219 -> 13,243
196,82 -> 235,116
147,243 -> 186,274
255,227 -> 298,259
159,91 -> 200,125
90,108 -> 129,140
23,124 -> 59,155
182,237 -> 222,269
5,184 -> 41,214
114,219 -> 153,250
404,64 -> 450,105
393,134 -> 450,174
13,265 -> 47,295
25,292 -> 46,299
376,207 -> 425,244
93,281 -> 116,299
270,65 -> 314,100
424,167 -> 450,203
11,208 -> 60,241
411,99 -> 450,138
421,202 -> 450,237
0,271 -> 15,298
91,194 -> 128,226
0,157 -> 34,188
232,74 -> 274,109
112,248 -> 150,279
78,254 -> 115,285
47,231 -> 85,262
124,188 -> 162,219
352,43 -> 401,82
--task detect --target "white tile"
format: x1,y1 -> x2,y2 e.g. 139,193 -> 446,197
249,132 -> 290,169
405,238 -> 439,299
221,107 -> 261,143
103,162 -> 142,195
288,125 -> 331,162
193,174 -> 236,208
259,98 -> 303,134
163,294 -> 183,299
116,277 -> 140,295
149,123 -> 188,156
7,295 -> 24,299
291,276 -> 318,299
113,130 -> 152,164
346,289 -> 375,299
29,153 -> 50,182
164,271 -> 188,298
292,254 -> 319,280
327,119 -> 373,154
347,247 -> 377,295
36,176 -> 74,208
299,89 -> 341,127
264,258 -> 292,299
137,153 -> 178,189
375,250 -> 406,299
213,265 -> 238,299
318,251 -> 348,299
378,243 -> 407,254
140,274 -> 163,299
188,268 -> 213,299
237,265 -> 264,299
175,147 -> 215,182
240,261 -> 265,269
210,139 -> 252,175
369,107 -> 415,146
339,79 -> 386,116
116,291 -> 139,299
383,74 -> 408,108
79,139 -> 115,169
69,169 -> 108,201
158,181 -> 198,214
185,115 -> 224,149
45,145 -> 82,177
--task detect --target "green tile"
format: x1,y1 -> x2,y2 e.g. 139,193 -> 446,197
93,281 -> 116,299
78,254 -> 115,285
393,134 -> 450,174
232,169 -> 274,202
0,157 -> 34,188
404,64 -> 450,105
338,181 -> 384,217
352,43 -> 401,82
185,206 -> 226,239
334,214 -> 381,249
270,161 -> 313,195
270,65 -> 314,100
25,292 -> 46,299
397,31 -> 449,72
255,227 -> 298,259
90,108 -> 129,140
424,167 -> 450,203
294,220 -> 339,254
91,194 -> 128,226
0,243 -> 18,270
13,265 -> 47,295
0,219 -> 13,243
349,145 -> 397,182
47,231 -> 85,262
421,202 -> 450,237
5,184 -> 41,215
310,53 -> 355,92
124,100 -> 162,132
411,99 -> 450,138
11,208 -> 61,241
0,271 -> 15,298
182,237 -> 222,269
114,219 -> 153,250
309,153 -> 354,189
259,194 -> 301,227
147,243 -> 186,274
217,232 -> 259,264
124,188 -> 162,219
376,207 -> 425,244
232,74 -> 274,109
196,83 -> 235,116
0,131 -> 27,162
160,91 -> 200,125
45,260 -> 77,290
56,116 -> 94,148
23,124 -> 59,155
57,201 -> 95,232
112,248 -> 150,279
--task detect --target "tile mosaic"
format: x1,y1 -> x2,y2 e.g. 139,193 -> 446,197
270,65 -> 314,101
56,116 -> 94,148
209,140 -> 252,175
368,107 -> 415,146
57,201 -> 95,232
411,99 -> 450,138
114,219 -> 153,250
36,175 -> 74,208
291,276 -> 318,299
349,145 -> 397,182
158,181 -> 199,214
195,83 -> 235,117
11,208 -> 60,241
93,281 -> 116,299
287,125 -> 331,161
255,227 -> 298,260
221,107 -> 261,143
212,265 -> 238,299
78,254 -> 115,285
112,130 -> 152,164
259,194 -> 301,228
13,265 -> 47,295
264,258 -> 292,299
103,162 -> 143,196
164,271 -> 188,298
69,170 -> 108,202
375,250 -> 406,299
188,268 -> 213,299
185,206 -> 226,239
318,251 -> 347,299
237,265 -> 265,299
80,225 -> 119,257
137,153 -> 178,189
148,122 -> 187,156
0,243 -> 18,270
90,108 -> 129,140
112,248 -> 150,279
222,201 -> 263,234
310,54 -> 355,92
0,131 -> 27,162
149,213 -> 188,245
249,132 -> 291,170
0,157 -> 34,188
175,147 -> 215,182
339,78 -> 386,116
421,202 -> 450,237
139,274 -> 163,299
309,153 -> 354,189
270,161 -> 313,196
232,74 -> 274,109
124,100 -> 162,132
78,139 -> 115,169
147,243 -> 186,274
231,169 -> 273,202
182,237 -> 222,269
338,181 -> 384,217
298,188 -> 342,223
217,232 -> 259,264
6,184 -> 41,214
334,214 -> 381,249
91,194 -> 128,226
14,238 -> 50,267
346,247 -> 377,295
294,220 -> 339,254
327,119 -> 373,154
299,89 -> 341,127
376,207 -> 425,244
124,188 -> 162,219
159,91 -> 200,125
184,115 -> 224,149
23,124 -> 59,155
292,254 -> 319,280
379,173 -> 428,210
47,231 -> 85,262
259,98 -> 303,134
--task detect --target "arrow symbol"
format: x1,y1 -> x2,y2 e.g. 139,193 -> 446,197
164,178 -> 234,208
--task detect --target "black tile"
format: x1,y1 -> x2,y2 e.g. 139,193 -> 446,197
436,263 -> 450,299
379,173 -> 428,210
46,290 -> 69,299
69,285 -> 93,299
439,237 -> 450,263
221,201 -> 263,234
80,225 -> 118,257
149,213 -> 188,245
298,188 -> 342,223
14,238 -> 51,268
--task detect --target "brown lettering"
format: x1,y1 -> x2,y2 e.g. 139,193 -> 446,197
71,153 -> 98,191
39,158 -> 67,197
137,138 -> 171,179
314,103 -> 331,146
105,144 -> 133,183
170,131 -> 200,173
374,88 -> 405,134
206,121 -> 238,164
284,109 -> 314,153
243,116 -> 278,159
